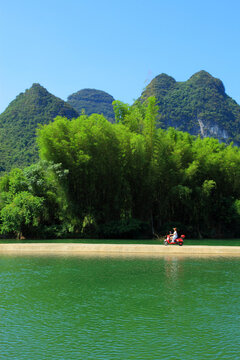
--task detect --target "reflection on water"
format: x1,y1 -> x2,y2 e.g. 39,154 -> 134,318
1,255 -> 240,359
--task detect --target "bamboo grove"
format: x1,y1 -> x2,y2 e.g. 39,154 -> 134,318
1,97 -> 240,239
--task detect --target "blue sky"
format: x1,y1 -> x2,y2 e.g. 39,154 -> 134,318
0,0 -> 240,113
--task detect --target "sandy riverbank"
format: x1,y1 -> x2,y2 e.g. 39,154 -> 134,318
1,243 -> 240,257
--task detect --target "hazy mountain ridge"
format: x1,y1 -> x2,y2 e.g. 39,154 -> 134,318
67,88 -> 115,122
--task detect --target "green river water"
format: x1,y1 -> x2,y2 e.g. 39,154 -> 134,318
1,254 -> 240,359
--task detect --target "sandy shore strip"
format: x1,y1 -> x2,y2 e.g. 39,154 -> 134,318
1,243 -> 240,257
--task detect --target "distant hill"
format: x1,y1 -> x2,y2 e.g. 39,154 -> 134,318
67,88 -> 115,122
140,70 -> 240,144
0,83 -> 79,172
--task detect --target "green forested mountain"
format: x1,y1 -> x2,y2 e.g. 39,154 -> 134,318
140,70 -> 240,144
67,88 -> 115,122
0,83 -> 79,172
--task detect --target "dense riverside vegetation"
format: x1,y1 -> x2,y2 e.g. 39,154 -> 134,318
1,97 -> 240,239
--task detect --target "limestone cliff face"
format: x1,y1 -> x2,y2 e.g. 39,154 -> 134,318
140,71 -> 240,144
197,118 -> 229,140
